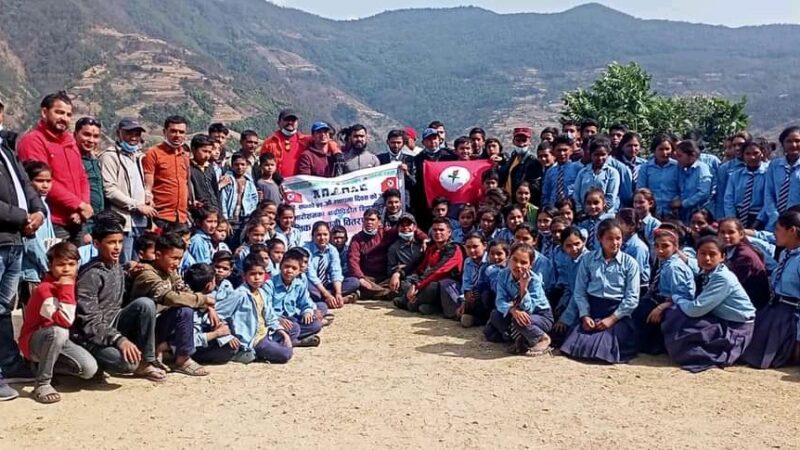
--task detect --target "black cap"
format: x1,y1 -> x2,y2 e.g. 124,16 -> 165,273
117,118 -> 146,132
278,109 -> 299,121
398,212 -> 416,224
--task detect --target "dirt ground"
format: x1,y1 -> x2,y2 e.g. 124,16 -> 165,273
2,301 -> 799,449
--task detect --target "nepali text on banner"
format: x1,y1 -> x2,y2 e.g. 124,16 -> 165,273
282,163 -> 404,243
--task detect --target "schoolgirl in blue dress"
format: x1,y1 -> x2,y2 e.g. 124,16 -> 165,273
484,243 -> 554,356
673,140 -> 713,222
575,187 -> 614,251
637,133 -> 680,217
655,236 -> 755,373
633,228 -> 695,354
560,219 -> 641,364
741,210 -> 800,368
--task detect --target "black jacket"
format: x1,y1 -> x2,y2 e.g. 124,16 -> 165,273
499,152 -> 544,206
73,258 -> 127,347
411,148 -> 458,228
189,161 -> 221,212
0,129 -> 18,152
0,142 -> 46,247
378,149 -> 417,193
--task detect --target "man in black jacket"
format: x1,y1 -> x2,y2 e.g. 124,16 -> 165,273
377,129 -> 416,209
0,138 -> 47,400
0,101 -> 18,152
412,128 -> 458,230
499,127 -> 544,206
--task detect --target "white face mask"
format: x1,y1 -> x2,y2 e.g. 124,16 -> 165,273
281,127 -> 297,137
399,231 -> 414,241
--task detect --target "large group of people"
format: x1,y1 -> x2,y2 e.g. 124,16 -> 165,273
0,90 -> 798,405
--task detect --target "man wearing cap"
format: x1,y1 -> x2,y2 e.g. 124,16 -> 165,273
404,127 -> 422,157
18,91 -> 92,245
342,124 -> 380,174
99,118 -> 156,262
143,115 -> 191,227
296,121 -> 335,177
411,128 -> 457,229
261,109 -> 340,178
386,212 -> 425,297
499,126 -> 544,206
0,100 -> 18,152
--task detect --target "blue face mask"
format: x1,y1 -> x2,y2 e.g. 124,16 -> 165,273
512,146 -> 528,156
399,231 -> 414,241
119,141 -> 141,154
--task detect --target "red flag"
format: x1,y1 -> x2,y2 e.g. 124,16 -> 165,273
423,160 -> 492,207
284,191 -> 304,204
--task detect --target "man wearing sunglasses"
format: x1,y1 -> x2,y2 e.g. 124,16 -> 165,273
17,91 -> 92,245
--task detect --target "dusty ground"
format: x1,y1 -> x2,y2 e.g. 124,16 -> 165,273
2,301 -> 799,449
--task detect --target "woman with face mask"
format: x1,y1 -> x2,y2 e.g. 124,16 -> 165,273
98,118 -> 157,263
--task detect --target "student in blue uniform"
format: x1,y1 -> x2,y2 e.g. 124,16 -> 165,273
573,136 -> 620,214
741,210 -> 800,369
274,204 -> 304,249
493,205 -> 525,243
638,133 -> 680,217
267,248 -> 323,347
616,132 -> 647,206
723,139 -> 768,228
617,208 -> 651,293
513,224 -> 554,294
673,140 -> 713,222
483,243 -> 554,356
575,187 -> 615,251
305,221 -> 360,311
654,236 -> 755,373
535,207 -> 559,257
188,207 -> 220,264
760,126 -> 800,231
477,240 -> 509,320
714,132 -> 749,220
551,227 -> 588,346
634,228 -> 696,354
560,219 -> 641,364
455,232 -> 489,327
542,135 -> 582,208
632,188 -> 661,247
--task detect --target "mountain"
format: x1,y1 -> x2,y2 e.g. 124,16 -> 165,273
1,1 -> 799,141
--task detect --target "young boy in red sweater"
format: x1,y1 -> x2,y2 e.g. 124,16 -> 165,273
19,242 -> 98,403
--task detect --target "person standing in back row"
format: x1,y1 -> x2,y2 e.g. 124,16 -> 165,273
261,109 -> 340,178
342,124 -> 380,173
143,115 -> 191,228
18,91 -> 92,245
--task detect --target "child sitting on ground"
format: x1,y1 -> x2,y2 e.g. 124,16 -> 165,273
19,242 -> 98,403
129,233 -> 216,376
184,263 -> 236,365
267,248 -> 323,347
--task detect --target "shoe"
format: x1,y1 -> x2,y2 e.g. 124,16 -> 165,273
232,349 -> 256,364
2,361 -> 35,384
297,335 -> 321,347
460,314 -> 475,328
343,293 -> 358,304
0,381 -> 19,401
418,304 -> 434,315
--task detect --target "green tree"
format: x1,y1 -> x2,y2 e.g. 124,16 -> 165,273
561,62 -> 749,155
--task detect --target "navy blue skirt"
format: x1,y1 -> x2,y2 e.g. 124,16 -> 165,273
662,305 -> 754,373
632,294 -> 666,355
741,301 -> 798,369
560,295 -> 638,364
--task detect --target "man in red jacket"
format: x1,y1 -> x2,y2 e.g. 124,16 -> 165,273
394,217 -> 464,315
17,91 -> 92,244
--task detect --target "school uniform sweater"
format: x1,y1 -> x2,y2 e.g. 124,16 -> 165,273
572,250 -> 641,319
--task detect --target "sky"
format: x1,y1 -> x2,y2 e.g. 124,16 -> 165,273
271,0 -> 800,27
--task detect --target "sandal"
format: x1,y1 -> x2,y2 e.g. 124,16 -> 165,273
297,335 -> 321,347
172,359 -> 209,377
33,384 -> 61,404
134,363 -> 168,383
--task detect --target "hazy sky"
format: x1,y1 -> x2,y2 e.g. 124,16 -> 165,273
272,0 -> 800,27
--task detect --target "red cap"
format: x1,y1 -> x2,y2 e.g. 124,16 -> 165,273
404,127 -> 417,140
513,127 -> 532,138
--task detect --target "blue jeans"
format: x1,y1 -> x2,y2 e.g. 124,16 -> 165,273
0,245 -> 23,376
121,226 -> 147,264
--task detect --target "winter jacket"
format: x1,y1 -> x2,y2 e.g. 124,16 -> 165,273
73,258 -> 127,347
17,121 -> 90,227
98,145 -> 149,232
0,142 -> 46,247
